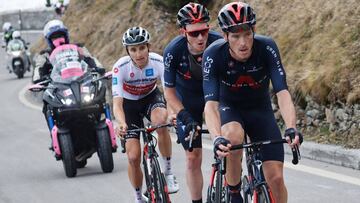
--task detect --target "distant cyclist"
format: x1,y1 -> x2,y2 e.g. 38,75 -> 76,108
203,2 -> 302,203
112,27 -> 179,203
163,2 -> 222,203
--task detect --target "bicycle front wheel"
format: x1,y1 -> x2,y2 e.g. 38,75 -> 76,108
254,184 -> 272,203
151,158 -> 171,203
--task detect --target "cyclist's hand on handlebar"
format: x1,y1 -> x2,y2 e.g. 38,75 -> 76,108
115,122 -> 128,138
184,121 -> 201,141
177,109 -> 200,139
285,128 -> 303,148
213,136 -> 231,158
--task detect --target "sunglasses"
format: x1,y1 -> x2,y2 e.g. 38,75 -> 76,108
185,28 -> 210,37
227,24 -> 252,33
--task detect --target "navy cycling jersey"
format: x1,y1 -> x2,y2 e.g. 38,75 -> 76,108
203,34 -> 288,108
163,31 -> 222,93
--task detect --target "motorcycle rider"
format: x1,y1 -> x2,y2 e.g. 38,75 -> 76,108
32,19 -> 104,139
11,30 -> 31,71
2,22 -> 14,47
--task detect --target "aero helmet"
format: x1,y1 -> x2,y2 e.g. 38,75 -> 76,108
218,2 -> 256,32
177,3 -> 210,27
43,19 -> 69,48
122,26 -> 150,46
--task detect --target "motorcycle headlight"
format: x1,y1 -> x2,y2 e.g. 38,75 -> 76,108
61,98 -> 73,106
12,51 -> 21,57
83,94 -> 94,103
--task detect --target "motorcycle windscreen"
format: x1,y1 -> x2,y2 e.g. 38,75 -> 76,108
49,44 -> 89,84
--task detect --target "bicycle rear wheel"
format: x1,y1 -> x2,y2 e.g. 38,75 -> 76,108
151,157 -> 171,203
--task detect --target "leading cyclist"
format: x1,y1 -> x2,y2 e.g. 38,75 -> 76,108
112,27 -> 179,203
203,2 -> 302,203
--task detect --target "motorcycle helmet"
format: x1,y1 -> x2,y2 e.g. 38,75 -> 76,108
122,26 -> 150,46
43,19 -> 69,48
218,2 -> 256,32
12,31 -> 21,39
2,22 -> 12,32
177,3 -> 210,28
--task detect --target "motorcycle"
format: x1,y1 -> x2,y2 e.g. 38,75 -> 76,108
29,44 -> 117,178
5,39 -> 30,79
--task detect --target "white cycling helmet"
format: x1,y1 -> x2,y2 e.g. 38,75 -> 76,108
122,26 -> 150,46
2,22 -> 12,32
12,30 -> 21,39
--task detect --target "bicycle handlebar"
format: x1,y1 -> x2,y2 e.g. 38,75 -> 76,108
230,138 -> 301,165
120,123 -> 174,153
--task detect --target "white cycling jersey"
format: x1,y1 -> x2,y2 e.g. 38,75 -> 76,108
112,52 -> 165,100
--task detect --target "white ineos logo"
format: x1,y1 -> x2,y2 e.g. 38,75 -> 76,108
203,56 -> 214,81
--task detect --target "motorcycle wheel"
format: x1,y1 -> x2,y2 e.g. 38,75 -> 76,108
58,133 -> 77,177
96,128 -> 114,173
15,65 -> 24,79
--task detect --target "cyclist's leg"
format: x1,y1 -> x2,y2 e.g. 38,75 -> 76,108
244,108 -> 287,203
145,89 -> 179,193
220,103 -> 245,202
178,89 -> 204,202
123,98 -> 146,202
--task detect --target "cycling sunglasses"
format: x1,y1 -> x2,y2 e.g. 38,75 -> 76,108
227,24 -> 252,33
185,28 -> 210,38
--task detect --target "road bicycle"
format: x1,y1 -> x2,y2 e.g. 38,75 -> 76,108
121,123 -> 173,203
206,135 -> 301,203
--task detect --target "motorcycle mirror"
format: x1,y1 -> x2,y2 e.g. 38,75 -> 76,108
28,84 -> 45,92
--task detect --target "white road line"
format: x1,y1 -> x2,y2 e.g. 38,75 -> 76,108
18,83 -> 42,111
170,136 -> 360,187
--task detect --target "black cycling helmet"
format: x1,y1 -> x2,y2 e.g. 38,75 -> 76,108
122,26 -> 150,46
177,2 -> 210,27
218,2 -> 256,32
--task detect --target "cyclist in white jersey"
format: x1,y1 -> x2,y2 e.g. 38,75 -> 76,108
112,27 -> 179,203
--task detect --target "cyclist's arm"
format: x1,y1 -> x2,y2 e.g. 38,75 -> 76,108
204,101 -> 221,139
113,97 -> 126,126
202,49 -> 221,140
277,90 -> 296,129
163,47 -> 184,114
265,37 -> 299,145
164,87 -> 184,114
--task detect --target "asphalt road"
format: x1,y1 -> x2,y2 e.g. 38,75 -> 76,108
0,32 -> 359,203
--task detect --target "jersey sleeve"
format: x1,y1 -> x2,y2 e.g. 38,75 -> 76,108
163,45 -> 177,88
202,47 -> 220,102
112,61 -> 124,98
264,38 -> 288,93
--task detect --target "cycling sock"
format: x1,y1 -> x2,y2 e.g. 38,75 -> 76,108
229,182 -> 243,203
192,198 -> 202,203
162,156 -> 172,175
134,187 -> 143,202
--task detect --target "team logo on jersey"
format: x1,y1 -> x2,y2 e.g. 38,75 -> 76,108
145,69 -> 154,76
114,67 -> 119,73
203,56 -> 214,81
130,72 -> 135,78
228,61 -> 234,68
164,53 -> 174,70
112,77 -> 118,85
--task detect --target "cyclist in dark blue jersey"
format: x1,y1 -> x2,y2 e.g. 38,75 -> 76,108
203,2 -> 302,203
163,3 -> 222,203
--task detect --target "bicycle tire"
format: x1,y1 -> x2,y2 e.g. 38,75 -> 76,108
214,167 -> 223,202
206,167 -> 216,203
254,184 -> 272,203
151,157 -> 170,203
242,175 -> 253,203
143,152 -> 152,201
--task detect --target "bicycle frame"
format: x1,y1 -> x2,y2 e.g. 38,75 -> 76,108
121,123 -> 173,203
